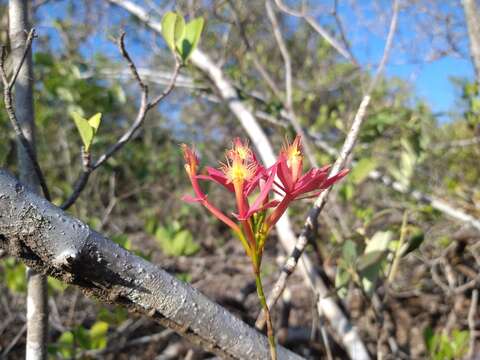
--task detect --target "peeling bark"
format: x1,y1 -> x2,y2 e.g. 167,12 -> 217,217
0,169 -> 304,360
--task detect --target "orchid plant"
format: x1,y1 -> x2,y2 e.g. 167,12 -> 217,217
181,136 -> 348,359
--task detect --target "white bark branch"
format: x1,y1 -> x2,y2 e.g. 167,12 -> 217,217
463,0 -> 480,83
0,169 -> 303,360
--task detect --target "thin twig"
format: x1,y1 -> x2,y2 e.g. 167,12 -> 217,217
228,0 -> 282,98
468,289 -> 478,358
1,324 -> 27,358
8,30 -> 36,89
257,0 -> 400,329
274,0 -> 358,65
0,29 -> 51,201
60,33 -> 181,210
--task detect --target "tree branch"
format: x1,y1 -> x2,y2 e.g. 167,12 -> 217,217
463,0 -> 480,84
0,169 -> 303,360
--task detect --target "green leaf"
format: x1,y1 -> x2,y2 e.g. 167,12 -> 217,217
360,231 -> 393,294
451,330 -> 469,357
47,277 -> 67,294
87,113 -> 102,134
174,15 -> 186,46
89,321 -> 109,349
400,231 -> 424,257
356,250 -> 387,272
350,157 -> 377,184
155,224 -> 200,256
161,12 -> 186,54
57,331 -> 74,358
341,240 -> 357,267
179,17 -> 204,61
161,12 -> 178,51
71,112 -> 94,151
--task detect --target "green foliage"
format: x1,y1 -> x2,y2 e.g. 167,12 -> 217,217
399,229 -> 425,257
111,234 -> 132,251
161,12 -> 204,62
1,258 -> 27,293
350,157 -> 378,184
335,231 -> 392,297
47,277 -> 68,294
98,306 -> 129,325
50,321 -> 109,358
389,138 -> 417,189
424,328 -> 469,360
71,112 -> 102,151
155,221 -> 200,257
462,81 -> 480,129
359,231 -> 392,294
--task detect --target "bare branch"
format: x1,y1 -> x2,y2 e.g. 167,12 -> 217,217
468,289 -> 478,358
274,0 -> 358,65
8,28 -> 36,89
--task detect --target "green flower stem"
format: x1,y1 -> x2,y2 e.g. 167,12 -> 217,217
255,271 -> 277,360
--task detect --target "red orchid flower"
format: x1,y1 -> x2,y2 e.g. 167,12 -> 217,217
198,138 -> 278,221
265,135 -> 349,228
181,144 -> 241,234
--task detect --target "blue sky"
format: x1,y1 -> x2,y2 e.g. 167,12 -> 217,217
337,0 -> 474,118
36,1 -> 475,120
388,57 -> 473,115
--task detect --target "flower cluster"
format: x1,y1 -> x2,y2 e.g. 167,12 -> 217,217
182,136 -> 348,272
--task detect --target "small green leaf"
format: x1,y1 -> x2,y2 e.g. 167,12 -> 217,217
341,240 -> 357,267
161,12 -> 178,51
71,112 -> 94,151
174,15 -> 186,46
400,231 -> 424,257
356,250 -> 387,272
179,17 -> 204,61
361,231 -> 393,294
87,113 -> 102,134
89,321 -> 109,349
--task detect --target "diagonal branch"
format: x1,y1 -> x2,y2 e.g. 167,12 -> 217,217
0,169 -> 304,360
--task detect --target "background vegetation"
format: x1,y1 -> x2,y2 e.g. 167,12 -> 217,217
1,0 -> 479,359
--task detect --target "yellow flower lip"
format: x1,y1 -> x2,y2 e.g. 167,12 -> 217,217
282,135 -> 304,182
222,155 -> 256,184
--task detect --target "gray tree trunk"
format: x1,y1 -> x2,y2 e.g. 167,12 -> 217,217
0,169 -> 304,360
463,0 -> 480,84
8,0 -> 48,359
